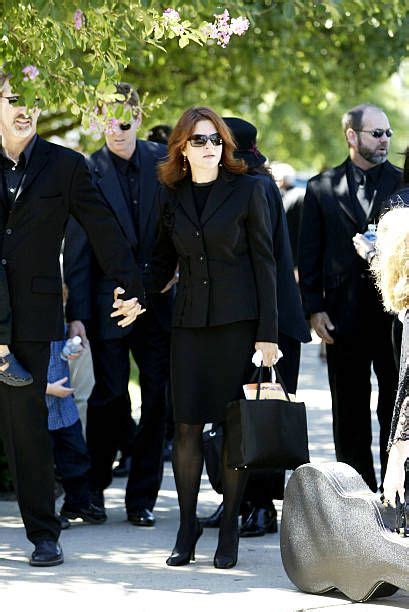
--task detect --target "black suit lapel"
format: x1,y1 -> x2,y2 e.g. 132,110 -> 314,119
199,172 -> 236,226
0,173 -> 6,219
138,142 -> 158,241
178,180 -> 201,228
95,147 -> 138,250
15,137 -> 50,202
333,160 -> 363,229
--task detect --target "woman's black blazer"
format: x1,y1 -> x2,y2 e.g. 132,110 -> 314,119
150,171 -> 278,343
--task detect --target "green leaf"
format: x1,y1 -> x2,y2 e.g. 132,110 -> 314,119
179,35 -> 190,48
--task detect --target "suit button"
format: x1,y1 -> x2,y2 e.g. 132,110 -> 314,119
1,259 -> 6,265
199,255 -> 205,262
5,229 -> 12,235
194,231 -> 200,237
202,279 -> 208,286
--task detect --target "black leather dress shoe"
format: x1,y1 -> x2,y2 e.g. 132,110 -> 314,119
30,541 -> 64,567
127,508 -> 155,526
199,502 -> 224,528
239,507 -> 278,538
0,353 -> 33,387
90,490 -> 105,512
59,515 -> 71,530
112,455 -> 132,478
60,503 -> 107,524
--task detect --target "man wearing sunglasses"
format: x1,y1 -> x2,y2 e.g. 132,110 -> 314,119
0,74 -> 145,566
64,83 -> 171,529
299,103 -> 401,494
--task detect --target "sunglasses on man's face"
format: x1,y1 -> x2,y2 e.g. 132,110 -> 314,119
119,123 -> 131,131
187,133 -> 223,147
0,95 -> 20,106
356,128 -> 393,139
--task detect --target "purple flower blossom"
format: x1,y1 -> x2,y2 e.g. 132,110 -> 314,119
104,117 -> 119,134
163,8 -> 180,22
230,16 -> 250,36
203,10 -> 249,48
74,9 -> 85,30
22,65 -> 39,81
202,22 -> 219,40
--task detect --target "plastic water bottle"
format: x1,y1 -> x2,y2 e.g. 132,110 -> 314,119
61,336 -> 82,361
363,223 -> 377,243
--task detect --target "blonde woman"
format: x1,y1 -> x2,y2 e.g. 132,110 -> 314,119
368,207 -> 409,506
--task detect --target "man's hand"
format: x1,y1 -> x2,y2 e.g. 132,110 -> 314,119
352,233 -> 375,261
68,320 -> 89,348
254,342 -> 279,367
161,271 -> 179,294
111,287 -> 146,327
46,377 -> 75,398
310,312 -> 335,344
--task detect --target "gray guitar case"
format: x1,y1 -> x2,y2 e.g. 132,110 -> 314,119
280,462 -> 409,602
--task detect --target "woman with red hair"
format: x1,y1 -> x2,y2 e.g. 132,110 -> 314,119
151,106 -> 278,569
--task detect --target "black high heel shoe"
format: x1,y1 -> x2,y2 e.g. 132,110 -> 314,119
166,522 -> 203,566
214,525 -> 239,569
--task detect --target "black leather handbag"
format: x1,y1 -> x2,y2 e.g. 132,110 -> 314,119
202,424 -> 223,494
225,366 -> 310,470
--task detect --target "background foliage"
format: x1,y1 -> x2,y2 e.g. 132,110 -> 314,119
2,1 -> 409,169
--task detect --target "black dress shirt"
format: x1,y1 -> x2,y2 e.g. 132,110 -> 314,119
350,159 -> 384,219
0,135 -> 38,210
109,146 -> 140,235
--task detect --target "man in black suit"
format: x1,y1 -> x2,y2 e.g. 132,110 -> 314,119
0,74 -> 144,566
299,103 -> 401,492
64,83 -> 172,527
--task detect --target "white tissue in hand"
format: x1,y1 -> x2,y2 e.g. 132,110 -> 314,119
252,349 -> 263,367
251,348 -> 283,368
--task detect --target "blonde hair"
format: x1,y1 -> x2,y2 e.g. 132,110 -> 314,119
371,206 -> 409,313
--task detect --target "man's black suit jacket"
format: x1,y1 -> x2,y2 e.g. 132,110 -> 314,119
150,171 -> 278,343
299,158 -> 402,334
256,173 -> 310,343
0,137 -> 143,342
64,140 -> 170,340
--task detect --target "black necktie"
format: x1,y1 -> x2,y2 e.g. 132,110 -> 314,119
356,170 -> 371,218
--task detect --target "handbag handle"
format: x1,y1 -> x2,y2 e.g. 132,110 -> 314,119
254,365 -> 292,402
395,499 -> 408,536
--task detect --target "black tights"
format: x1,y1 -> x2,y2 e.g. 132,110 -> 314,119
171,422 -> 248,553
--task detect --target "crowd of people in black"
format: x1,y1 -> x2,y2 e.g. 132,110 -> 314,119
0,71 -> 407,570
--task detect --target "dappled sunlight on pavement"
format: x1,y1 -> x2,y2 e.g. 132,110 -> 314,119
0,342 -> 407,610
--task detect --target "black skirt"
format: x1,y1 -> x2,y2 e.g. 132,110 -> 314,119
171,320 -> 257,424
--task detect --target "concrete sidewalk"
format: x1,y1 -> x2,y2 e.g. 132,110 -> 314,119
0,341 -> 408,611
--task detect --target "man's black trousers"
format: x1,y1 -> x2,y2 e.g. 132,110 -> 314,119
86,308 -> 170,512
0,264 -> 12,344
0,341 -> 60,543
326,308 -> 398,493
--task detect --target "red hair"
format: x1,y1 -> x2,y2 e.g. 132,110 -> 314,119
158,106 -> 246,188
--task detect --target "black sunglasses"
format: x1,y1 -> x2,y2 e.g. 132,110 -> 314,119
356,128 -> 393,139
188,133 -> 223,147
0,95 -> 20,106
0,95 -> 41,108
119,123 -> 131,131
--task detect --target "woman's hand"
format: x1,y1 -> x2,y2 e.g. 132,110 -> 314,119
254,342 -> 279,367
383,439 -> 409,507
